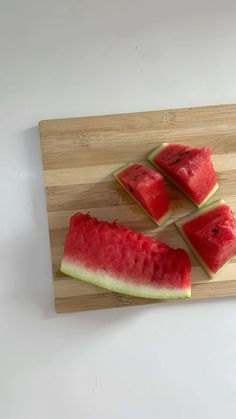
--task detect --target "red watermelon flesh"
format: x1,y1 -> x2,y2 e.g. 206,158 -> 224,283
175,200 -> 236,277
114,163 -> 170,226
61,213 -> 191,299
147,143 -> 218,206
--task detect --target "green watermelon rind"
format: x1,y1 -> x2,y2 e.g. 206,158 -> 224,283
174,199 -> 230,279
61,260 -> 191,299
113,162 -> 171,227
146,143 -> 219,208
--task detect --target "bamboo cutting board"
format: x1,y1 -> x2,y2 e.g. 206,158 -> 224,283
39,104 -> 236,313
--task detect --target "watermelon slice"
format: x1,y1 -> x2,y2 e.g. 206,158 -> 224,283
113,163 -> 171,226
147,143 -> 218,207
175,199 -> 236,278
61,213 -> 191,299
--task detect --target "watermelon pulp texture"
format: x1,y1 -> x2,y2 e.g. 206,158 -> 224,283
115,163 -> 170,225
148,143 -> 218,206
176,200 -> 236,276
61,213 -> 191,299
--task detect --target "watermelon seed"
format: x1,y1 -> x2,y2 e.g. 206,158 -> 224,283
169,158 -> 180,166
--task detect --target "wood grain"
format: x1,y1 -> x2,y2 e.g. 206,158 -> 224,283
39,104 -> 236,312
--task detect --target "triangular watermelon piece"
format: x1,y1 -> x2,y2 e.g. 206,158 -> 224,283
113,163 -> 171,226
147,143 -> 218,207
61,213 -> 191,299
175,199 -> 236,278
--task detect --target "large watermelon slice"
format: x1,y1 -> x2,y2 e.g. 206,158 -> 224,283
113,163 -> 171,226
175,199 -> 236,278
147,143 -> 218,207
61,213 -> 191,299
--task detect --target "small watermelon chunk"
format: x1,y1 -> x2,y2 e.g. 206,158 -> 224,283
113,163 -> 171,226
147,143 -> 218,207
175,199 -> 236,278
61,213 -> 191,299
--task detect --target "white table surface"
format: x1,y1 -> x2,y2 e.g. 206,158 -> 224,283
1,1 -> 236,418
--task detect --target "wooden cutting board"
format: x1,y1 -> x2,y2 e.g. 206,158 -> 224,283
39,104 -> 236,313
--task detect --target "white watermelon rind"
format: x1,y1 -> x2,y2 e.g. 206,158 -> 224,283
146,143 -> 219,208
174,199 -> 227,279
113,162 -> 171,227
61,259 -> 191,299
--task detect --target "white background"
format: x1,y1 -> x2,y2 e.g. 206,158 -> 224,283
1,1 -> 236,418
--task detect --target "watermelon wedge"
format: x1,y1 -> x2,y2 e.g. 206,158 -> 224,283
61,213 -> 191,299
175,199 -> 236,278
147,143 -> 218,207
113,163 -> 171,226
